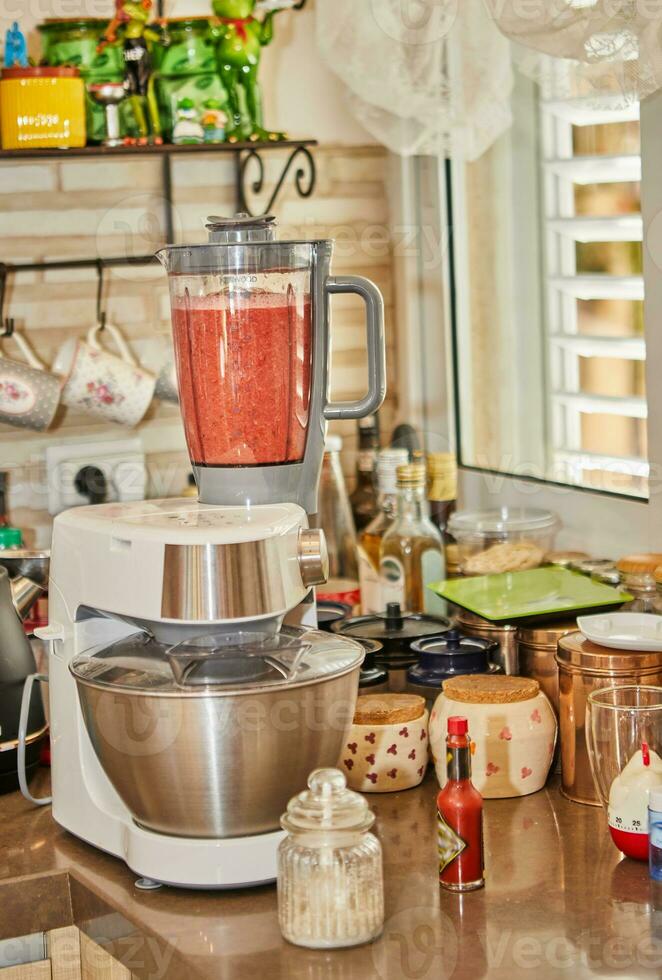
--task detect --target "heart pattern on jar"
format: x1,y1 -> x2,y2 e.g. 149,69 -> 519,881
499,726 -> 512,741
521,766 -> 533,779
486,762 -> 500,776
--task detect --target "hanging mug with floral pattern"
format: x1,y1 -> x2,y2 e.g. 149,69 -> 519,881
0,328 -> 62,431
52,322 -> 156,427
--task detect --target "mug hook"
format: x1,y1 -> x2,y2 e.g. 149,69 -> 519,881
96,258 -> 107,330
0,264 -> 15,338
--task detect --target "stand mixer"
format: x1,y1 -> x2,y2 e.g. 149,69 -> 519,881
35,214 -> 386,888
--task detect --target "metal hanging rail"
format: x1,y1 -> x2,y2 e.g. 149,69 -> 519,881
0,140 -> 317,277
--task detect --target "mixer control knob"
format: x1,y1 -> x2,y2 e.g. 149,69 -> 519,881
297,529 -> 329,588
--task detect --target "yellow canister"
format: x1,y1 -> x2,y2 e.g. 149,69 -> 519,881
0,66 -> 86,149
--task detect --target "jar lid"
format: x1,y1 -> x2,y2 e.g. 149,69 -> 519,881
545,551 -> 590,568
281,768 -> 374,833
448,507 -> 559,536
316,600 -> 352,631
331,602 -> 450,646
443,674 -> 539,703
456,610 -> 518,634
557,631 -> 662,669
569,558 -> 616,575
0,527 -> 23,549
516,619 -> 578,645
427,452 -> 457,474
70,628 -> 363,695
411,628 -> 495,655
396,463 -> 426,489
376,449 -> 409,495
353,693 -> 426,725
1,66 -> 81,78
408,629 -> 497,688
617,554 -> 662,576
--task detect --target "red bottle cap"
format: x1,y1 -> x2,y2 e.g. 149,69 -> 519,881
447,716 -> 468,735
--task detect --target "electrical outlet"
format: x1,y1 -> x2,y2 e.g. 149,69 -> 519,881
45,439 -> 147,515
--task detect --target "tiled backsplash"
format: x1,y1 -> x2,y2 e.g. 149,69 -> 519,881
0,144 -> 399,542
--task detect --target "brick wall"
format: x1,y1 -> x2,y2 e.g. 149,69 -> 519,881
0,144 -> 399,543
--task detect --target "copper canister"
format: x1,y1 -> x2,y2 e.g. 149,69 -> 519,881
556,632 -> 662,805
456,610 -> 518,674
516,619 -> 578,712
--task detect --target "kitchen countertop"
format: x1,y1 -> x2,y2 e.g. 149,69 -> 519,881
1,770 -> 660,980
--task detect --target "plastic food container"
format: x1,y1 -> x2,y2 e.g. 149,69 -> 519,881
0,67 -> 86,149
447,507 -> 560,576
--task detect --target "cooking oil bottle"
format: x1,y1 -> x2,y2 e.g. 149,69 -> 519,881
357,448 -> 409,614
379,463 -> 446,615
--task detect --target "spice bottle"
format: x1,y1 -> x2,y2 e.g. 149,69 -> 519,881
379,463 -> 446,615
437,716 -> 484,892
278,768 -> 384,949
358,448 -> 409,614
349,414 -> 381,532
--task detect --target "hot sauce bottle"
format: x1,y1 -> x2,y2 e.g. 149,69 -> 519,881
437,716 -> 485,892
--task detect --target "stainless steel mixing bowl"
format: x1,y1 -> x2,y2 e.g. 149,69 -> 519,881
70,630 -> 362,838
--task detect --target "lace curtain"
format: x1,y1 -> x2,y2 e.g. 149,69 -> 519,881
316,0 -> 662,160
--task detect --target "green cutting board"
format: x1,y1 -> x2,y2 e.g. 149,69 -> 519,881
429,567 -> 632,623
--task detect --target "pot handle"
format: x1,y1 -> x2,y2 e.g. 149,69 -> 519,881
18,672 -> 51,807
323,275 -> 386,420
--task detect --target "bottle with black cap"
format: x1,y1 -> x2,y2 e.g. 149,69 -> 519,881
349,414 -> 380,532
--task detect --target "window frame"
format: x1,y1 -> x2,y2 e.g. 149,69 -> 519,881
391,87 -> 662,556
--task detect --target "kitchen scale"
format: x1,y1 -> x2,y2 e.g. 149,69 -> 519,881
32,214 -> 387,888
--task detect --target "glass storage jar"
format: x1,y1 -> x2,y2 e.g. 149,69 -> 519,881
616,554 -> 662,613
278,768 -> 384,949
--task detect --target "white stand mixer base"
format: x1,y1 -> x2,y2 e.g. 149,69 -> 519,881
122,822 -> 285,889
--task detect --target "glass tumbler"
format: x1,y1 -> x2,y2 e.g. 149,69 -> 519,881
586,685 -> 662,808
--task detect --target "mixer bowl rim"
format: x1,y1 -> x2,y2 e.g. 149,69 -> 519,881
69,646 -> 365,697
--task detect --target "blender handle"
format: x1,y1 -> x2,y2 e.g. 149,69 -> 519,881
323,276 -> 386,420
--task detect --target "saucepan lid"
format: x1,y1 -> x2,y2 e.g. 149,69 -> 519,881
70,627 -> 364,695
331,602 -> 450,648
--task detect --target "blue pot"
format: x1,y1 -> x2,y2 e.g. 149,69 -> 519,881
407,629 -> 499,694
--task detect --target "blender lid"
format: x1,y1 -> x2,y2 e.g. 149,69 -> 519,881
70,628 -> 364,695
331,602 -> 450,643
205,213 -> 278,243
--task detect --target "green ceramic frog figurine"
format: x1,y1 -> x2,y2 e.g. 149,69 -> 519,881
211,0 -> 289,142
99,0 -> 163,144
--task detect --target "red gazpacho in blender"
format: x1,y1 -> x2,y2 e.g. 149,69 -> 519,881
172,288 -> 312,467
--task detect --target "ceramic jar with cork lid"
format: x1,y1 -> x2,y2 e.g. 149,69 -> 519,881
429,674 -> 557,798
340,693 -> 429,792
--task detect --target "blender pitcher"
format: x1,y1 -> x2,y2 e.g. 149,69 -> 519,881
157,214 -> 386,513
